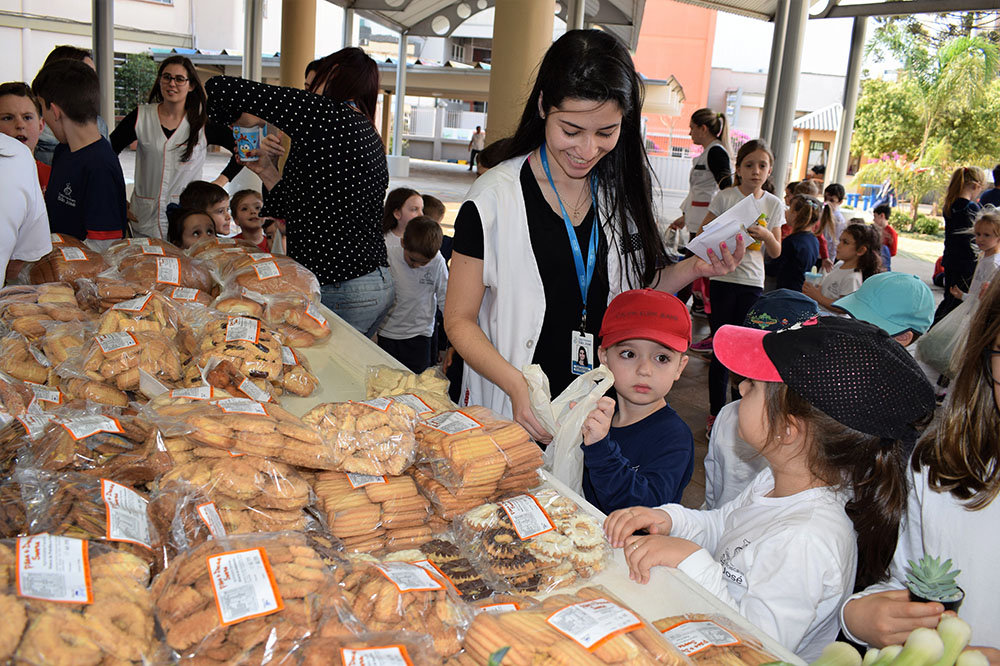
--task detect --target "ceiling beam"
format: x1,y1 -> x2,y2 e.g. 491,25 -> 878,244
820,0 -> 1000,19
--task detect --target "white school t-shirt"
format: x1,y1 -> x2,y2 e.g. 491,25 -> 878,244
707,187 -> 785,288
379,241 -> 449,339
819,261 -> 863,311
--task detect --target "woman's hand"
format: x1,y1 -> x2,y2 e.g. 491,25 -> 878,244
509,379 -> 552,444
669,215 -> 686,230
604,506 -> 672,548
841,590 -> 943,647
236,151 -> 281,190
622,534 -> 700,584
696,233 -> 746,278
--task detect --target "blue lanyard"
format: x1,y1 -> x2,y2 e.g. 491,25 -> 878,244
540,142 -> 599,330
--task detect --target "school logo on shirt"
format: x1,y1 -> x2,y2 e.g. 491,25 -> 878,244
719,538 -> 750,587
58,182 -> 77,208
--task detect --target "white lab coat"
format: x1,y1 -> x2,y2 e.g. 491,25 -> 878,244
680,140 -> 729,233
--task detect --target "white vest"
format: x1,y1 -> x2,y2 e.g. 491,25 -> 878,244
459,153 -> 643,417
681,140 -> 729,232
130,104 -> 207,238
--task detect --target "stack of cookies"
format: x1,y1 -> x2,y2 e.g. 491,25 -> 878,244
0,283 -> 88,340
417,538 -> 496,600
366,365 -> 453,411
80,329 -> 184,391
312,471 -> 432,553
302,399 -> 419,476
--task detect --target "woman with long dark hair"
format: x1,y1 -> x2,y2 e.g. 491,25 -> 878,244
444,30 -> 743,439
205,47 -> 392,338
110,55 -> 243,239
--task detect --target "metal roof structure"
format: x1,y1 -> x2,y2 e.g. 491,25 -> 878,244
323,0 -> 647,49
791,102 -> 842,131
666,0 -> 1000,22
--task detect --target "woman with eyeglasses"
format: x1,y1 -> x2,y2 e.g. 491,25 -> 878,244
110,55 -> 242,239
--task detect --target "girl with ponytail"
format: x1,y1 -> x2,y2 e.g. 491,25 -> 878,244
605,316 -> 935,661
936,165 -> 986,321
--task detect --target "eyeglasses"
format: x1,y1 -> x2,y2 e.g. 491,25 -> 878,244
161,73 -> 189,84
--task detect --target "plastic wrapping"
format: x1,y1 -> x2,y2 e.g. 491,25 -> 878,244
73,329 -> 184,391
457,585 -> 691,665
652,613 -> 781,664
59,376 -> 130,408
415,538 -> 498,601
147,478 -> 224,571
106,237 -> 186,263
17,467 -> 159,567
0,283 -> 90,339
367,365 -> 453,409
225,256 -> 321,300
186,235 -> 261,259
0,536 -> 163,665
0,332 -> 52,385
297,630 -> 443,666
301,399 -> 419,475
265,293 -> 331,347
73,274 -> 149,312
151,532 -> 339,664
0,410 -> 57,477
280,345 -> 319,397
338,558 -> 472,659
117,252 -> 215,294
95,290 -> 182,339
916,296 -> 974,379
454,489 -> 610,594
0,372 -> 37,423
213,286 -> 268,319
0,475 -> 26,538
312,471 -> 432,554
38,320 -> 91,367
204,357 -> 279,403
29,244 -> 110,284
192,314 -> 284,383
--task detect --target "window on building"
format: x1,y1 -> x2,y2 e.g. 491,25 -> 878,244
671,146 -> 689,159
807,140 -> 829,168
451,42 -> 465,61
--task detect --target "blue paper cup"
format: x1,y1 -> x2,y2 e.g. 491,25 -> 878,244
232,125 -> 267,161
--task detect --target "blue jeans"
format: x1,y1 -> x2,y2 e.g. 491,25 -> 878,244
320,267 -> 394,338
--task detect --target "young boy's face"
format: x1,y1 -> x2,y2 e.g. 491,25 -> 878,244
823,193 -> 842,208
403,249 -> 432,269
0,94 -> 44,152
234,197 -> 263,230
598,339 -> 688,409
873,212 -> 887,229
208,196 -> 232,235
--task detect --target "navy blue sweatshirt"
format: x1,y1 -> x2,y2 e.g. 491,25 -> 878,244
768,231 -> 819,292
581,403 -> 694,514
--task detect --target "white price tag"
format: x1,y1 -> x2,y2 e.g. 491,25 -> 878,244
24,382 -> 62,405
169,386 -> 215,400
375,562 -> 444,592
546,599 -> 642,651
500,494 -> 554,540
141,245 -> 165,256
340,646 -> 414,666
226,316 -> 261,343
252,261 -> 281,280
197,502 -> 227,538
156,257 -> 181,285
112,293 -> 153,312
17,413 -> 54,439
346,473 -> 387,489
392,394 -> 434,417
481,602 -> 520,615
249,253 -> 273,262
358,397 -> 393,411
170,287 -> 200,301
238,378 -> 271,403
304,302 -> 327,326
217,237 -> 236,245
27,344 -> 51,367
101,479 -> 152,549
217,398 -> 268,415
96,331 -> 138,353
280,346 -> 299,365
59,415 -> 124,440
207,547 -> 283,626
59,247 -> 87,262
51,233 -> 66,243
16,534 -> 92,604
126,237 -> 151,246
660,620 -> 740,655
420,410 -> 482,435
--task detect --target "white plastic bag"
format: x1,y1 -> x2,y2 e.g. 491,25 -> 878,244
917,298 -> 974,379
523,363 -> 614,495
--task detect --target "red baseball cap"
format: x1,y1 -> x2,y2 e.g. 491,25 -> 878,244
599,289 -> 691,352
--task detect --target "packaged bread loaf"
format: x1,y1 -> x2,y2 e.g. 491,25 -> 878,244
652,613 -> 781,665
39,320 -> 89,366
227,255 -> 321,299
279,344 -> 319,397
117,252 -> 215,294
76,329 -> 184,391
302,398 -> 419,476
74,275 -> 148,312
457,586 -> 690,665
312,471 -> 432,554
95,290 -> 182,340
204,357 -> 278,403
266,293 -> 331,347
0,537 -> 163,665
0,283 -> 89,339
147,479 -> 225,570
151,532 -> 336,664
0,332 -> 52,385
29,244 -> 110,284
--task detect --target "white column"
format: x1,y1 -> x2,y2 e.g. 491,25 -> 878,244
769,0 -> 808,194
566,0 -> 586,30
831,16 -> 867,186
243,0 -> 264,82
759,0 -> 788,142
343,8 -> 354,48
92,0 -> 114,124
389,31 -> 410,177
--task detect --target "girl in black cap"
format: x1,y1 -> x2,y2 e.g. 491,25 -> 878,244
605,316 -> 935,661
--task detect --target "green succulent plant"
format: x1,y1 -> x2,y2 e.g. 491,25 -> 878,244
905,554 -> 963,602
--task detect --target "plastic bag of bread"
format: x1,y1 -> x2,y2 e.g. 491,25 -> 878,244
151,531 -> 339,664
203,357 -> 278,403
297,630 -> 443,666
367,365 -> 453,407
212,285 -> 268,319
74,274 -> 148,312
312,471 -> 432,554
95,290 -> 182,339
0,411 -> 56,477
39,319 -> 91,366
58,376 -> 130,408
187,235 -> 260,259
158,283 -> 215,306
265,292 -> 331,347
106,236 -> 186,263
192,314 -> 284,384
457,586 -> 691,666
29,243 -> 110,284
147,478 -> 225,571
48,231 -> 89,249
279,344 -> 319,397
0,371 -> 38,423
0,331 -> 52,385
415,537 -> 498,601
0,282 -> 90,339
226,255 -> 320,300
17,467 -> 160,568
302,398 -> 420,475
70,329 -> 184,391
338,557 -> 472,659
117,252 -> 215,294
455,489 -> 610,594
0,536 -> 165,665
0,475 -> 27,538
652,613 -> 781,665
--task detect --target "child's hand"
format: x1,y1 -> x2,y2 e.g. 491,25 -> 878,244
821,258 -> 834,272
949,285 -> 966,300
669,215 -> 686,230
841,589 -> 943,647
604,506 -> 672,548
744,222 -> 772,242
802,281 -> 822,300
581,397 -> 615,446
622,534 -> 701,584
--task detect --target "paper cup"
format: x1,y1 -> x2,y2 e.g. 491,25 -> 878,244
232,125 -> 267,161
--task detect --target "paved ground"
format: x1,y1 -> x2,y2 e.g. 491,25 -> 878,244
138,153 -> 941,508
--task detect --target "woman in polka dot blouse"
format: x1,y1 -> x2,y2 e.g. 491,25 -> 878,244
205,48 -> 393,337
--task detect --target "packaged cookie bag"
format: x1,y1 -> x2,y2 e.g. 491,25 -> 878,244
456,585 -> 691,665
68,329 -> 185,392
264,292 -> 332,347
0,535 -> 164,665
192,313 -> 284,386
0,331 -> 52,385
117,252 -> 216,295
652,613 -> 780,665
94,289 -> 183,340
0,282 -> 90,340
296,630 -> 442,666
0,473 -> 28,538
74,274 -> 149,312
312,471 -> 432,554
367,364 -> 455,413
302,398 -> 420,476
415,537 -> 498,601
151,531 -> 339,664
0,371 -> 38,423
278,344 -> 319,397
203,357 -> 279,403
147,478 -> 226,571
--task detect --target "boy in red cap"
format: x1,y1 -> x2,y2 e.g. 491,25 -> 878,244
580,289 -> 694,514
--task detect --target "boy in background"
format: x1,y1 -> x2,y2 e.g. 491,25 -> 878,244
179,180 -> 233,236
32,60 -> 125,250
580,289 -> 694,514
0,82 -> 49,189
872,204 -> 897,271
377,215 -> 449,374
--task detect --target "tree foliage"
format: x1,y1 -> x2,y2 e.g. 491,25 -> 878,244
851,78 -> 922,158
115,53 -> 158,118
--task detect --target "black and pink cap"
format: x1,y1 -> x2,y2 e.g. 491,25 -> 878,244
714,316 -> 935,440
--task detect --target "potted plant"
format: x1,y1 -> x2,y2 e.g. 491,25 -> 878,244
905,554 -> 964,611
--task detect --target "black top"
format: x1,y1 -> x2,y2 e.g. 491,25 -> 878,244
205,76 -> 389,284
942,197 -> 980,280
767,231 -> 819,292
453,160 -> 610,396
705,144 -> 733,190
46,140 -> 127,241
109,107 -> 243,182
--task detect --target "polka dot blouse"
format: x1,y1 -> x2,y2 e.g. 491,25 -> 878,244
205,76 -> 389,284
